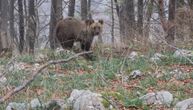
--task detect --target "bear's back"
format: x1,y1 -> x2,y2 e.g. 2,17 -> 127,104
56,17 -> 83,37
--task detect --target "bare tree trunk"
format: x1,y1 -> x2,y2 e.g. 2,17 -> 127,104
0,0 -> 2,52
87,0 -> 92,19
49,0 -> 55,49
111,0 -> 114,44
114,0 -> 119,17
175,0 -> 185,41
137,0 -> 143,36
158,0 -> 176,44
18,0 -> 25,53
0,37 -> 2,52
23,0 -> 29,52
177,0 -> 184,8
68,0 -> 75,17
144,0 -> 154,38
81,0 -> 87,20
49,0 -> 63,49
119,4 -> 125,42
9,0 -> 17,44
189,0 -> 193,9
0,0 -> 11,50
125,0 -> 135,35
27,0 -> 36,54
188,0 -> 193,39
158,0 -> 168,32
166,0 -> 176,44
119,0 -> 135,43
90,0 -> 102,43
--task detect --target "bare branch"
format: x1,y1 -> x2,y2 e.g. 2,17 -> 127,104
0,51 -> 92,103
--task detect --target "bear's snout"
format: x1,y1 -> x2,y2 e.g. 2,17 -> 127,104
96,32 -> 100,35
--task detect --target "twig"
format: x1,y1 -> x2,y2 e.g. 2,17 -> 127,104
0,57 -> 17,78
119,50 -> 129,84
0,51 -> 92,103
102,95 -> 119,110
152,32 -> 193,65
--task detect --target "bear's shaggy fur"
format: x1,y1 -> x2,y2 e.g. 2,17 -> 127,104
55,17 -> 103,51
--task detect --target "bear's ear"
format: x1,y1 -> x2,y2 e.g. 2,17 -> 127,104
85,19 -> 94,25
98,19 -> 104,25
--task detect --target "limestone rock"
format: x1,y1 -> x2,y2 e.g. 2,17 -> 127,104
140,91 -> 173,107
67,89 -> 105,110
175,98 -> 193,110
6,102 -> 28,110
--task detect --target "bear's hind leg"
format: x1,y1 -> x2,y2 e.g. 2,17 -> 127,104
60,40 -> 74,49
81,42 -> 91,51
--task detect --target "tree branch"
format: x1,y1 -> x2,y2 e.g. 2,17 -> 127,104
0,51 -> 92,103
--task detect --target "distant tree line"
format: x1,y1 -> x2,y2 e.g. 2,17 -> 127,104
0,0 -> 192,55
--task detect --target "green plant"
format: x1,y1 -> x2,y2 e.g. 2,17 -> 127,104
6,70 -> 27,86
127,57 -> 151,73
0,58 -> 9,65
17,54 -> 34,63
140,76 -> 157,88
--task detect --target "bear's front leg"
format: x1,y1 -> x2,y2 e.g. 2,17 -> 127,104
81,42 -> 96,60
81,42 -> 91,51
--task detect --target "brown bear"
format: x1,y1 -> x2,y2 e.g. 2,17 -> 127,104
55,17 -> 103,52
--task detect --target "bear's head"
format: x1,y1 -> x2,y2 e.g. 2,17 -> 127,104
85,19 -> 104,36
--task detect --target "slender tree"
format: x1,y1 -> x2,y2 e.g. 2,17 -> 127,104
137,0 -> 143,36
68,0 -> 75,17
167,0 -> 176,44
144,0 -> 154,38
111,0 -> 114,43
158,0 -> 167,32
9,0 -> 17,45
0,0 -> 2,52
88,0 -> 92,19
177,0 -> 184,8
119,2 -> 125,42
27,0 -> 36,54
49,0 -> 63,49
188,0 -> 193,39
158,0 -> 176,44
189,0 -> 193,9
114,0 -> 119,17
175,0 -> 185,41
81,0 -> 87,20
119,0 -> 135,43
0,0 -> 11,51
18,0 -> 25,53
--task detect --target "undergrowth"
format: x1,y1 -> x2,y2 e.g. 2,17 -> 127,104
0,49 -> 192,109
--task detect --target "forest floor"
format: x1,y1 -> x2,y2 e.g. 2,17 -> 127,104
0,48 -> 193,110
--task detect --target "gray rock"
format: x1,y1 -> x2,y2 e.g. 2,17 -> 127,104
169,69 -> 189,80
140,91 -> 173,107
8,62 -> 27,71
173,49 -> 193,58
30,98 -> 41,109
0,65 -> 4,72
150,53 -> 167,63
128,51 -> 138,61
55,47 -> 65,54
175,98 -> 193,110
129,70 -> 143,79
6,102 -> 28,110
0,76 -> 7,84
67,89 -> 105,110
35,53 -> 48,62
55,47 -> 74,55
32,63 -> 40,71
